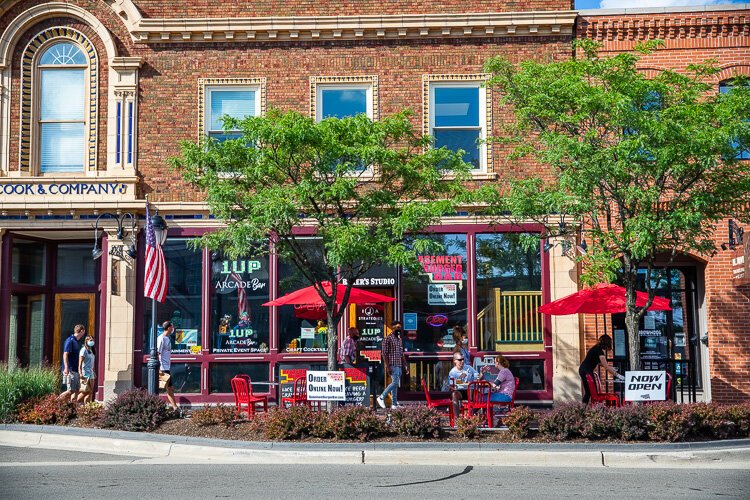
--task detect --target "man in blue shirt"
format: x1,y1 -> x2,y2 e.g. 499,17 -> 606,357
58,324 -> 86,403
448,352 -> 478,419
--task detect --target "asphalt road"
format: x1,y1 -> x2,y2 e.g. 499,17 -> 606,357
1,446 -> 748,500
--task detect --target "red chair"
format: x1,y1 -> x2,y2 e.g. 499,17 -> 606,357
464,380 -> 494,427
281,375 -> 321,410
489,377 -> 519,423
421,379 -> 454,428
231,375 -> 268,418
585,373 -> 620,407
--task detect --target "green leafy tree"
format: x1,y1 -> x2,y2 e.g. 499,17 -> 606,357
172,109 -> 471,370
484,40 -> 750,370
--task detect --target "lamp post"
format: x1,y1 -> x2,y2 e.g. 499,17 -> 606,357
146,211 -> 168,395
91,213 -> 137,261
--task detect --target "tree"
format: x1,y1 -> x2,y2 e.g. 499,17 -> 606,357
172,109 -> 471,370
484,40 -> 750,370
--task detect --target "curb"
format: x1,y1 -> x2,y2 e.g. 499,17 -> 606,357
2,427 -> 749,468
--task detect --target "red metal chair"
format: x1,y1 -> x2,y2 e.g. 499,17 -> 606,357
464,380 -> 494,427
421,379 -> 454,428
489,377 -> 519,424
585,373 -> 620,407
231,375 -> 269,418
281,375 -> 321,410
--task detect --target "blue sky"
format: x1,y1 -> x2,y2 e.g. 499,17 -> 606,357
576,0 -> 744,9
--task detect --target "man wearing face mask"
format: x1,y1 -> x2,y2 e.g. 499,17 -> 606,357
452,325 -> 471,367
341,327 -> 360,369
377,321 -> 408,409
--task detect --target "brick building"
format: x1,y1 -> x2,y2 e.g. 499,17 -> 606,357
0,1 -> 746,406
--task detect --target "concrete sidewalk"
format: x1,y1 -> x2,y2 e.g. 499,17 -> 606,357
2,424 -> 749,468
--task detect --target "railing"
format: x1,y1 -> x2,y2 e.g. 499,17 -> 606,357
607,358 -> 698,403
478,290 -> 543,346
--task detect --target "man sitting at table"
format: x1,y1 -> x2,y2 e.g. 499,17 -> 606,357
448,352 -> 478,418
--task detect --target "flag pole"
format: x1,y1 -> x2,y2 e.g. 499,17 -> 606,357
145,197 -> 168,395
146,197 -> 159,395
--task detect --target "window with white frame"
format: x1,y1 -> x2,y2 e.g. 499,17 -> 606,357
205,86 -> 259,142
37,42 -> 87,173
429,82 -> 486,170
315,84 -> 373,121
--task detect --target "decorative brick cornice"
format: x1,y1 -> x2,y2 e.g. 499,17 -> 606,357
578,11 -> 750,41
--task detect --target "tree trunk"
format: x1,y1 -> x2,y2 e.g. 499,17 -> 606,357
326,308 -> 338,372
623,265 -> 641,372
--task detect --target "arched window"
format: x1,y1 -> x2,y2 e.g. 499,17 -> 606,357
37,42 -> 87,173
719,79 -> 749,160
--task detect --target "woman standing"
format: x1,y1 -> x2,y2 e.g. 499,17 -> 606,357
578,334 -> 622,404
77,335 -> 96,404
451,325 -> 471,367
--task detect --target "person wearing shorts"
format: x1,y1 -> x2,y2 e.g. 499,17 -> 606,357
58,324 -> 85,403
157,321 -> 178,410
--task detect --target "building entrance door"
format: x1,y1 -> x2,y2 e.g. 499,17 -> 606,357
53,293 -> 95,369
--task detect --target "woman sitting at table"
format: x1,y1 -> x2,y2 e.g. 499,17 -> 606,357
448,352 -> 478,418
487,355 -> 515,403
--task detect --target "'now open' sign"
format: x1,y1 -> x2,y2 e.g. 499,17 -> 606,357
624,371 -> 667,402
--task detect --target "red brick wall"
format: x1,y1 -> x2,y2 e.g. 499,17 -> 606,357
578,10 -> 750,403
134,0 -> 575,18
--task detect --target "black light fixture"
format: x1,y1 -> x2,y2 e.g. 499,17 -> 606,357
723,219 -> 745,251
150,211 -> 168,245
577,239 -> 588,255
91,212 -> 137,260
543,240 -> 554,253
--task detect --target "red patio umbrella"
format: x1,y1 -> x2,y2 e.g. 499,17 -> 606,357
538,283 -> 671,315
263,281 -> 396,307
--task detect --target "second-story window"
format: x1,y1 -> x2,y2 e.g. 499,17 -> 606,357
205,87 -> 259,142
316,84 -> 373,121
720,80 -> 750,160
429,83 -> 486,170
37,42 -> 87,173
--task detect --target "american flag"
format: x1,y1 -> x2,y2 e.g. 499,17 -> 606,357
231,273 -> 247,317
144,202 -> 168,303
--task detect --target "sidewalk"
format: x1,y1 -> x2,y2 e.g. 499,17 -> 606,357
2,423 -> 749,468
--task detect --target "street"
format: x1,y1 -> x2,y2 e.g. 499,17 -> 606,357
1,446 -> 748,499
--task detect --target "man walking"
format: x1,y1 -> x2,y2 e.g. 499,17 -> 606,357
377,320 -> 408,409
157,321 -> 178,410
341,327 -> 360,368
58,324 -> 86,403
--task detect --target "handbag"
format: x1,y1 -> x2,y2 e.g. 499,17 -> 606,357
158,372 -> 171,389
80,377 -> 90,392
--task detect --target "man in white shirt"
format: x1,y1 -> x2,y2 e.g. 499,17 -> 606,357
448,352 -> 478,419
156,321 -> 178,410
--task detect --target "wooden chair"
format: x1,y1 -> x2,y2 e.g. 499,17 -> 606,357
585,373 -> 620,407
421,379 -> 454,428
231,375 -> 269,418
464,380 -> 494,427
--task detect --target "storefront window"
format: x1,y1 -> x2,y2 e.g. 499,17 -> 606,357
402,234 -> 467,353
209,362 -> 270,393
210,253 -> 270,353
12,239 -> 46,285
509,359 -> 545,391
57,243 -> 96,286
475,233 -> 542,351
143,239 -> 202,353
278,239 -> 329,354
142,363 -> 200,393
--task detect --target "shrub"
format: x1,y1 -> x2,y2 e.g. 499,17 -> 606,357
191,404 -> 236,427
390,406 -> 444,439
328,406 -> 387,441
539,403 -> 588,440
455,414 -> 484,439
503,405 -> 535,439
0,364 -> 59,422
613,404 -> 649,441
102,389 -> 172,432
647,403 -> 697,442
580,404 -> 619,440
76,402 -> 105,427
16,394 -> 76,425
690,403 -> 737,440
264,405 -> 326,440
726,403 -> 750,437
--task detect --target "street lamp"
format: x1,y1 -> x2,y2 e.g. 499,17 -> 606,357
91,213 -> 137,260
146,211 -> 169,395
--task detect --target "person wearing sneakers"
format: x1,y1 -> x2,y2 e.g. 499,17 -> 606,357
377,321 -> 408,409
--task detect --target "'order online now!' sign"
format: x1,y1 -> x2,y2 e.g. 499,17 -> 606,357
624,371 -> 667,402
306,371 -> 346,401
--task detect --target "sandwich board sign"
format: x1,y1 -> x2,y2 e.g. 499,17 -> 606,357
624,371 -> 667,402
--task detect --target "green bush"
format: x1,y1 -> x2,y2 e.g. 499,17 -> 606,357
455,414 -> 484,439
16,394 -> 76,425
0,364 -> 59,422
328,406 -> 387,441
191,404 -> 237,427
390,406 -> 444,439
613,404 -> 649,441
503,406 -> 535,439
264,405 -> 329,440
76,402 -> 105,428
726,403 -> 750,437
647,403 -> 697,442
580,404 -> 618,440
102,389 -> 173,432
538,403 -> 588,440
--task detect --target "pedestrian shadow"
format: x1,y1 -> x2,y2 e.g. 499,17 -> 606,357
375,466 -> 473,488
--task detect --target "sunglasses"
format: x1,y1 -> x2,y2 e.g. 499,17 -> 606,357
455,358 -> 464,361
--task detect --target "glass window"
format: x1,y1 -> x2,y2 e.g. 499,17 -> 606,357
402,234 -> 468,353
509,359 -> 545,391
56,244 -> 96,286
210,253 -> 270,353
210,362 -> 270,393
206,88 -> 257,142
318,86 -> 370,120
278,239 -> 329,354
8,295 -> 45,369
143,239 -> 202,354
719,81 -> 750,160
11,239 -> 46,285
406,359 -> 453,392
475,233 -> 542,352
430,84 -> 484,169
38,42 -> 86,173
142,363 -> 201,393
